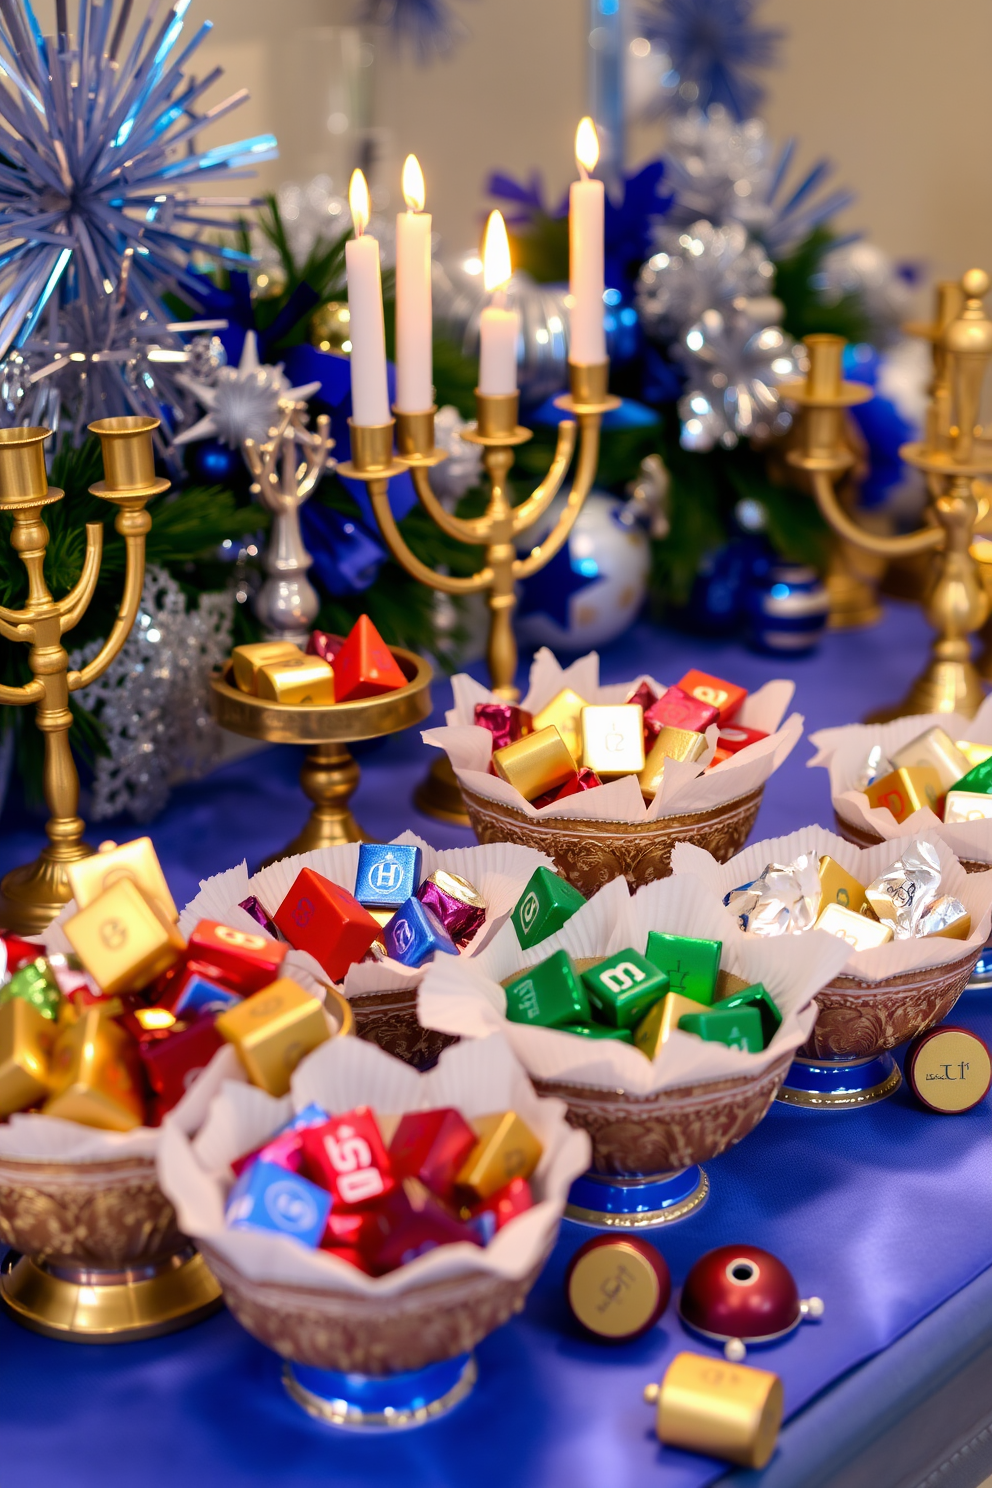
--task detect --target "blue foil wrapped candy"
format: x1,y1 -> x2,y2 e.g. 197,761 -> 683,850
356,844 -> 423,911
226,1161 -> 331,1248
383,899 -> 458,968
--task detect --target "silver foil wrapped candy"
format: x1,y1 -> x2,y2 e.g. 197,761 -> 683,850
724,855 -> 822,936
865,842 -> 942,938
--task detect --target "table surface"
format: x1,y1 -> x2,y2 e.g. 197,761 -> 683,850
2,599 -> 991,1488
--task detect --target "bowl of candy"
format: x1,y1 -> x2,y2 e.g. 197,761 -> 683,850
0,837 -> 352,1341
672,827 -> 992,1107
417,867 -> 850,1228
181,833 -> 555,1070
424,649 -> 803,895
157,1032 -> 589,1427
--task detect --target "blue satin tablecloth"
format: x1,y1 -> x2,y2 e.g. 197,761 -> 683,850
1,600 -> 991,1488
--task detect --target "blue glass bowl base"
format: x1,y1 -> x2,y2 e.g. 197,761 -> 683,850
282,1352 -> 477,1430
776,1051 -> 902,1108
565,1164 -> 708,1228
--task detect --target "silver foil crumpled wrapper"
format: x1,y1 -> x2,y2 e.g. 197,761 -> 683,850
865,840 -> 944,938
916,894 -> 970,939
855,742 -> 894,792
724,854 -> 822,936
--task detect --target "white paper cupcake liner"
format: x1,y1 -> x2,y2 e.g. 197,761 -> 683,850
156,1032 -> 590,1299
427,647 -> 802,823
671,825 -> 992,979
808,698 -> 992,863
417,873 -> 850,1096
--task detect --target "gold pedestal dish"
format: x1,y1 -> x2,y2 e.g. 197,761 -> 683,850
210,647 -> 432,859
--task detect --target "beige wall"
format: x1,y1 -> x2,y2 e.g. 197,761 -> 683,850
190,0 -> 991,283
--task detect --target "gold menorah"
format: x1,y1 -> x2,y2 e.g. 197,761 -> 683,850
786,270 -> 992,723
337,361 -> 617,819
0,418 -> 166,933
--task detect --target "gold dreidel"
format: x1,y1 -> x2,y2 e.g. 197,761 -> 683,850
0,418 -> 166,933
786,272 -> 992,721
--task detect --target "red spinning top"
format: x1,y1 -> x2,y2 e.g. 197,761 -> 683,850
679,1245 -> 823,1360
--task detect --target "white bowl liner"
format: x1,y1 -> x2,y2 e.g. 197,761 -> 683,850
417,873 -> 851,1096
808,697 -> 992,864
176,833 -> 554,1002
423,646 -> 802,823
156,1032 -> 590,1298
671,826 -> 992,980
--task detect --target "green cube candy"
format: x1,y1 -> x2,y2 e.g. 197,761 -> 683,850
712,983 -> 782,1047
678,1006 -> 763,1053
504,951 -> 591,1029
511,866 -> 586,950
644,931 -> 721,1006
565,1023 -> 634,1043
580,948 -> 669,1029
0,958 -> 61,1021
952,757 -> 992,795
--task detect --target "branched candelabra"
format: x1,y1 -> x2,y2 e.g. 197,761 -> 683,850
338,361 -> 618,819
787,271 -> 992,723
243,402 -> 336,648
0,418 -> 168,933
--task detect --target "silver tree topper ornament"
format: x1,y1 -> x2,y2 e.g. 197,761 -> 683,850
243,403 -> 336,647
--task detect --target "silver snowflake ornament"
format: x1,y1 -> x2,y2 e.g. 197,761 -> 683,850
429,404 -> 484,506
677,308 -> 802,450
636,218 -> 774,342
175,332 -> 320,450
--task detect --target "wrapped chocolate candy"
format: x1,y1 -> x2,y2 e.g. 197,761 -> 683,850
725,857 -> 822,936
949,755 -> 992,796
511,866 -> 586,950
891,727 -> 970,793
0,957 -> 61,1021
865,766 -> 942,822
415,870 -> 486,946
492,725 -> 577,801
675,669 -> 746,725
532,687 -> 589,764
855,742 -> 894,792
238,895 -> 281,938
916,895 -> 971,940
580,705 -> 646,778
0,998 -> 52,1117
301,1107 -> 395,1208
356,843 -> 423,911
44,1005 -> 146,1131
865,842 -> 942,938
388,1108 -> 477,1198
273,867 -> 380,981
717,724 -> 768,756
473,702 -> 533,750
138,1014 -> 226,1115
383,897 -> 458,967
532,767 -> 602,809
943,791 -> 992,824
307,630 -> 345,663
634,992 -> 709,1059
455,1111 -> 543,1203
215,977 -> 331,1096
256,654 -> 335,705
227,1159 -> 332,1247
625,681 -> 659,713
678,1006 -> 763,1053
64,878 -> 186,995
67,836 -> 179,923
814,903 -> 893,950
644,932 -> 720,1006
368,1178 -> 481,1272
231,641 -> 303,694
185,919 -> 287,994
644,686 -> 718,740
956,740 -> 992,769
504,950 -> 592,1029
639,727 -> 708,801
581,950 -> 669,1029
462,1176 -> 533,1242
332,615 -> 407,701
711,984 -> 782,1046
1,931 -> 48,976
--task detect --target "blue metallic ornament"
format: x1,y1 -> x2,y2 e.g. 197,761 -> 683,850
639,0 -> 783,120
0,0 -> 277,364
383,897 -> 458,968
300,503 -> 387,597
745,562 -> 829,656
842,342 -> 918,509
188,439 -> 241,485
355,844 -> 423,911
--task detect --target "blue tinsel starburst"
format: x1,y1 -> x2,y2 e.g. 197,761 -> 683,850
640,0 -> 783,120
0,0 -> 277,361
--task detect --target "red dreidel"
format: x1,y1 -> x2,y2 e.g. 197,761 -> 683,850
333,615 -> 407,702
273,867 -> 380,981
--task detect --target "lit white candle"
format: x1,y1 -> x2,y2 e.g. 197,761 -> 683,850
345,168 -> 390,426
569,116 -> 606,365
395,153 -> 433,413
478,210 -> 518,395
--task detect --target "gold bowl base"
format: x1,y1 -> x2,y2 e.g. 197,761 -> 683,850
414,753 -> 471,827
864,656 -> 988,723
0,1245 -> 222,1342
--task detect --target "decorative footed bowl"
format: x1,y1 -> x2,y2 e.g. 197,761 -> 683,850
462,784 -> 765,896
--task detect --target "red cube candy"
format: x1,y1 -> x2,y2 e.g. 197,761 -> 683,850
675,669 -> 747,725
473,703 -> 533,751
300,1106 -> 395,1209
1,932 -> 45,974
468,1176 -> 533,1239
388,1108 -> 477,1200
333,615 -> 407,702
644,685 -> 719,741
624,681 -> 658,713
532,768 -> 602,808
368,1178 -> 481,1274
273,867 -> 380,982
717,723 -> 768,754
307,630 -> 346,663
321,1207 -> 381,1252
137,1016 -> 224,1114
183,922 -> 286,996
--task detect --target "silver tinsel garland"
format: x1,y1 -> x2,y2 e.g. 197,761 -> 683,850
636,218 -> 775,343
70,567 -> 235,822
676,307 -> 803,451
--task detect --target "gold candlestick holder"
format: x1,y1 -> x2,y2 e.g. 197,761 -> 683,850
338,360 -> 619,821
786,271 -> 992,723
0,418 -> 166,934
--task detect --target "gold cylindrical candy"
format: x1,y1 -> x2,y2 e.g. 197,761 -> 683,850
67,836 -> 178,922
646,1351 -> 783,1469
256,655 -> 335,705
639,727 -> 708,800
0,998 -> 52,1117
532,688 -> 589,765
215,977 -> 331,1096
231,641 -> 304,694
455,1111 -> 542,1201
43,1005 -> 145,1130
64,878 -> 185,995
580,704 -> 645,777
492,726 -> 577,801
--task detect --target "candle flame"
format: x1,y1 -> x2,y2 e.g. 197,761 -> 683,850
575,116 -> 600,175
349,169 -> 370,236
402,153 -> 426,212
482,209 -> 512,293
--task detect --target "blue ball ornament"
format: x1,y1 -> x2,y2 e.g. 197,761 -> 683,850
190,439 -> 241,485
745,563 -> 829,656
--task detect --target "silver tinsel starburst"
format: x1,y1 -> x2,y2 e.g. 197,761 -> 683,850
70,565 -> 235,821
677,307 -> 802,450
0,0 -> 276,362
175,331 -> 320,450
663,106 -> 853,258
636,218 -> 774,343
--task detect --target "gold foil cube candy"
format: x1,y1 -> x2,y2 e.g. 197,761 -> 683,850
634,992 -> 708,1059
580,704 -> 645,777
817,856 -> 867,915
455,1111 -> 543,1201
232,641 -> 304,694
67,835 -> 178,922
943,790 -> 992,823
531,688 -> 589,764
64,877 -> 186,995
891,727 -> 970,793
864,766 -> 941,822
814,902 -> 893,950
492,726 -> 577,801
256,654 -> 335,705
0,998 -> 52,1117
215,977 -> 331,1096
43,1005 -> 145,1131
639,726 -> 708,800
